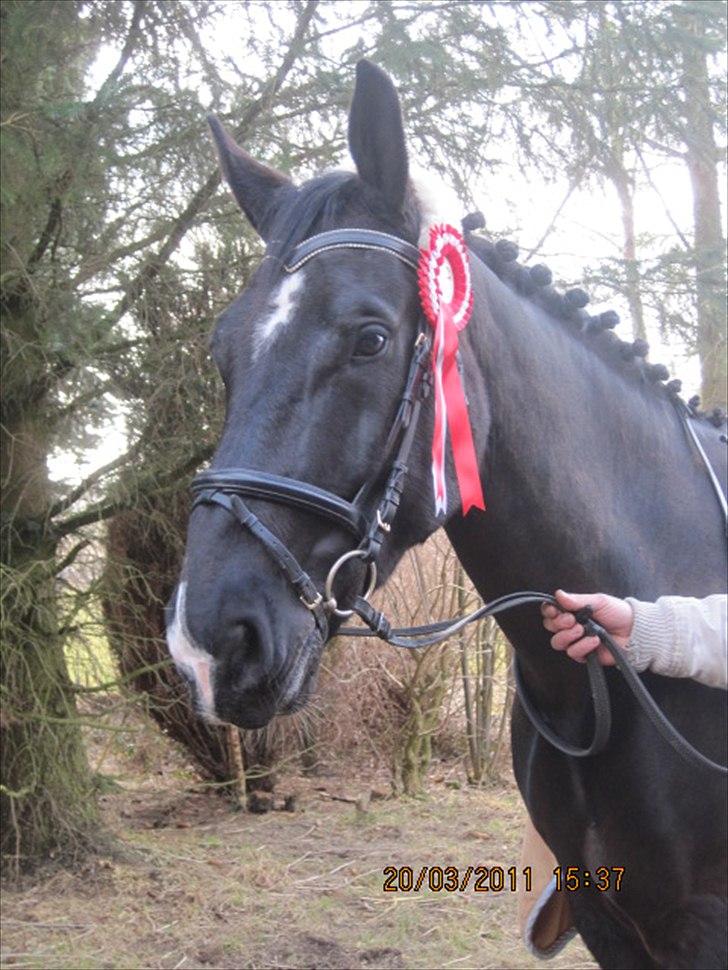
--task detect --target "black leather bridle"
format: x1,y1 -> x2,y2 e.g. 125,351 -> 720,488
192,229 -> 431,639
190,227 -> 727,775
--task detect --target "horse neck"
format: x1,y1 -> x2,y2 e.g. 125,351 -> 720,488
446,262 -> 717,694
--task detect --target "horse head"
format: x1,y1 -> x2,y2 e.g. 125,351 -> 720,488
166,61 -> 491,728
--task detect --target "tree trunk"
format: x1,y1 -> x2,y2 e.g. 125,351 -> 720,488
609,162 -> 647,342
1,309 -> 99,872
678,6 -> 727,408
103,500 -> 238,783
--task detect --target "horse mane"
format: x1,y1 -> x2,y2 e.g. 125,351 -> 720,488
462,217 -> 726,431
261,169 -> 725,431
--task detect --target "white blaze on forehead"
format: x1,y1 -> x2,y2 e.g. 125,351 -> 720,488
166,582 -> 218,721
253,270 -> 306,360
410,167 -> 464,247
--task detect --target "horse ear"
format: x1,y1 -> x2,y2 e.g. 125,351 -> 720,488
207,115 -> 293,241
348,60 -> 409,212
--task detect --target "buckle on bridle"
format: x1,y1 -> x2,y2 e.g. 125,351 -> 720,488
299,590 -> 323,612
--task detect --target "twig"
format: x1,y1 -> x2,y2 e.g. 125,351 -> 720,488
25,1 -> 148,272
50,538 -> 90,576
293,859 -> 355,884
226,725 -> 247,810
49,442 -> 142,518
1,919 -> 93,930
635,146 -> 691,250
52,446 -> 212,537
102,1 -> 319,332
524,171 -> 585,262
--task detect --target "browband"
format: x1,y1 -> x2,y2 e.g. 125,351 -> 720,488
284,229 -> 420,273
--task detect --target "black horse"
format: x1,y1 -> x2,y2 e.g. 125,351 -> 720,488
167,61 -> 727,968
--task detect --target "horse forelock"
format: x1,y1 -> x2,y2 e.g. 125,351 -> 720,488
262,169 -> 421,271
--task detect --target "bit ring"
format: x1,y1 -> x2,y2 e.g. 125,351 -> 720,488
324,549 -> 377,618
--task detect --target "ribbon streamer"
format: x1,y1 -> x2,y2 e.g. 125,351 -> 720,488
418,225 -> 485,516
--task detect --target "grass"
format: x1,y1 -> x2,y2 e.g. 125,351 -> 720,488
1,766 -> 597,970
1,670 -> 596,970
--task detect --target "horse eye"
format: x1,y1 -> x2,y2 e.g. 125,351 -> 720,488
353,326 -> 388,358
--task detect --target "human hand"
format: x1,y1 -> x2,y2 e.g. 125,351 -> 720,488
541,590 -> 634,665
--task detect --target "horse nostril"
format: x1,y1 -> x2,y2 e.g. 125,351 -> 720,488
221,616 -> 276,685
236,620 -> 263,665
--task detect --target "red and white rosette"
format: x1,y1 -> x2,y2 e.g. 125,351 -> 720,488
418,224 -> 485,517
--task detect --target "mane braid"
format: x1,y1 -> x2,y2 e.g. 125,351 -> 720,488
463,227 -> 727,430
262,180 -> 724,431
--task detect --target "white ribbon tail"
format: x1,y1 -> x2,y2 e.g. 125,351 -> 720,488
432,312 -> 448,516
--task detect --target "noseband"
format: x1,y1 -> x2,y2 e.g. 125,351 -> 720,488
191,229 -> 432,637
190,227 -> 727,776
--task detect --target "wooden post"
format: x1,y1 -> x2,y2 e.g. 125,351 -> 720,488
226,724 -> 246,810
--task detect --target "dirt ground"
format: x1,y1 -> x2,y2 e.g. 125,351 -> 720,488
1,722 -> 596,970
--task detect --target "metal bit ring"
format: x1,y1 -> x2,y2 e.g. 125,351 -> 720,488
324,549 -> 377,618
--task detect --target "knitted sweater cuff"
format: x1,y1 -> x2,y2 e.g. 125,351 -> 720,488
624,597 -> 676,673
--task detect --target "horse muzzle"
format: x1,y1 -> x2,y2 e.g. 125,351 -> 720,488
166,578 -> 324,729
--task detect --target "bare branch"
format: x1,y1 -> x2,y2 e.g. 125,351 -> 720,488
25,1 -> 148,274
90,0 -> 148,108
635,146 -> 691,250
640,134 -> 687,160
102,0 -> 319,332
51,539 -> 91,576
52,446 -> 213,538
71,224 -> 170,288
523,168 -> 587,262
48,441 -> 144,518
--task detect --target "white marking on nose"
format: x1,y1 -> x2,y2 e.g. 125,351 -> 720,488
166,582 -> 219,721
253,271 -> 305,359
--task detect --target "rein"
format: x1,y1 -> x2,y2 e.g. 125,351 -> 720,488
191,227 -> 727,776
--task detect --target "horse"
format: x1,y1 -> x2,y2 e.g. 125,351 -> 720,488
166,60 -> 727,969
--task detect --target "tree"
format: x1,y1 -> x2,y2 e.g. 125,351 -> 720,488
1,0 -> 120,868
673,1 -> 727,406
598,0 -> 726,400
1,0 -> 322,868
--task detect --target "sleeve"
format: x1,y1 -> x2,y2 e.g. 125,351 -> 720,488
624,594 -> 727,689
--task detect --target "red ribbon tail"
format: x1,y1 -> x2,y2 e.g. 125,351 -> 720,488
440,309 -> 485,515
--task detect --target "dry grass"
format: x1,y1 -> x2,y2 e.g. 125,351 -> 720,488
1,719 -> 596,970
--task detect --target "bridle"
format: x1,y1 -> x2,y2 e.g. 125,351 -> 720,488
192,229 -> 432,639
190,226 -> 727,776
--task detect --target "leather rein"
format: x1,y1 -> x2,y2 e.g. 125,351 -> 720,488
191,227 -> 727,775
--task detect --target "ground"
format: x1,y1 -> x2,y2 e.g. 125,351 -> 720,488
1,718 -> 596,970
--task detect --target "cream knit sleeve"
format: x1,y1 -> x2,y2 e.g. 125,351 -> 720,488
624,594 -> 727,689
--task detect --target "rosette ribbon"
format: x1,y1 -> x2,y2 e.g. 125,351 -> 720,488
418,224 -> 485,517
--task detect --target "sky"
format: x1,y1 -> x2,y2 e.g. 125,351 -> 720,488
48,1 -> 726,486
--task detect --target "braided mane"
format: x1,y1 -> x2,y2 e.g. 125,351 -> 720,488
262,167 -> 724,432
461,213 -> 726,430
